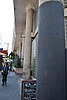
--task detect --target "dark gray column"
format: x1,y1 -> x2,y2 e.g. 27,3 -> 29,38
37,1 -> 65,100
65,49 -> 67,100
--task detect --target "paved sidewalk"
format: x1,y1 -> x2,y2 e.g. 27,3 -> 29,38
0,72 -> 22,100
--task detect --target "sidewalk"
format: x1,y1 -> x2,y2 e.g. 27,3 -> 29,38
0,72 -> 22,100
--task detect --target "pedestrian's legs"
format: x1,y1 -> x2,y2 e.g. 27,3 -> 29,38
2,74 -> 5,86
4,74 -> 7,84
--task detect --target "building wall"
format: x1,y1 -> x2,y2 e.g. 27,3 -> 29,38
31,7 -> 38,78
64,0 -> 67,8
31,34 -> 38,78
33,8 -> 38,32
65,17 -> 67,48
12,27 -> 16,51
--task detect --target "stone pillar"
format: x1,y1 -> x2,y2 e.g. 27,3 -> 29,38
18,42 -> 21,58
21,34 -> 25,67
37,0 -> 65,100
17,49 -> 19,55
23,5 -> 33,79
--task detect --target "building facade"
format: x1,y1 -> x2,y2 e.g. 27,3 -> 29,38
13,0 -> 67,100
12,0 -> 67,78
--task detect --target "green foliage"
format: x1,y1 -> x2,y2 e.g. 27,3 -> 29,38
9,52 -> 15,60
9,52 -> 21,68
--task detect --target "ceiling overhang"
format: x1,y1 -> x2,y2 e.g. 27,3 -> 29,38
13,0 -> 38,49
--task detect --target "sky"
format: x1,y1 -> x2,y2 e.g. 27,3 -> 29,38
0,0 -> 14,54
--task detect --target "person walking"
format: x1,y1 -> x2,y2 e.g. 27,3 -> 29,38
1,62 -> 9,86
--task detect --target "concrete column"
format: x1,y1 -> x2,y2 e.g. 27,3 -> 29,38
17,49 -> 19,55
18,42 -> 21,58
37,0 -> 65,100
21,34 -> 25,67
23,5 -> 33,79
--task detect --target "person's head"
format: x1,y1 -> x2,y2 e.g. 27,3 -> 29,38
13,50 -> 17,55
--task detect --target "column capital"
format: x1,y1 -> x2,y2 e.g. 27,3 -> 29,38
26,4 -> 34,13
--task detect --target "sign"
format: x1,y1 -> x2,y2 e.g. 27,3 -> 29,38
0,50 -> 8,55
0,48 -> 3,50
21,79 -> 36,100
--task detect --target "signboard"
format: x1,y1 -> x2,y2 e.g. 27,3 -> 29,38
21,79 -> 36,100
0,50 -> 8,55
